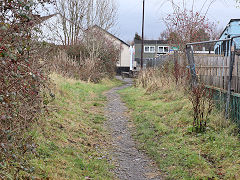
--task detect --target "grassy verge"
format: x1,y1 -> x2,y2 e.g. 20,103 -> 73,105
27,74 -> 122,179
119,85 -> 240,180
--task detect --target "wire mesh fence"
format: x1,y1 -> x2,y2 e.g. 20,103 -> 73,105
135,54 -> 175,69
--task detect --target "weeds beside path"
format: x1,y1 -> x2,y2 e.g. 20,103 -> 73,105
119,85 -> 240,179
105,77 -> 162,180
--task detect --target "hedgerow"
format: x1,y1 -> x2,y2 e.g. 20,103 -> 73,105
0,0 -> 54,178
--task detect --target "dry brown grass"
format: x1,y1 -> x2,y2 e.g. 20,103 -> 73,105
51,50 -> 116,83
135,62 -> 188,94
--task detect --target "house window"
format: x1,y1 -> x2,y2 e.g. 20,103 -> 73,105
158,46 -> 169,53
150,47 -> 155,52
164,46 -> 169,52
159,47 -> 164,53
144,46 -> 155,53
144,46 -> 150,52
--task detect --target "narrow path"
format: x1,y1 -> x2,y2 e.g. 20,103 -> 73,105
105,77 -> 162,180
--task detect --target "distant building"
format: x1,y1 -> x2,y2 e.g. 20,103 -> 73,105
90,25 -> 133,74
134,39 -> 170,59
215,19 -> 240,55
134,39 -> 172,68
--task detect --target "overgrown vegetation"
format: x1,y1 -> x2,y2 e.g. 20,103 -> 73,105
120,77 -> 240,179
0,0 -> 121,178
0,1 -> 55,178
45,0 -> 120,83
136,61 -> 215,133
120,59 -> 240,179
52,29 -> 120,83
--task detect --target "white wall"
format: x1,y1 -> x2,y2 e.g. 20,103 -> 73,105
97,27 -> 131,68
117,43 -> 131,67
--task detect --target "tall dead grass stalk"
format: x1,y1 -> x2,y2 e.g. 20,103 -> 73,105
135,62 -> 186,93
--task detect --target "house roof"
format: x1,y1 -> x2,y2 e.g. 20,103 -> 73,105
12,13 -> 57,30
91,25 -> 130,47
134,39 -> 169,45
219,19 -> 240,39
33,14 -> 57,25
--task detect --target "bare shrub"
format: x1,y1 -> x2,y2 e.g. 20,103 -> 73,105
136,69 -> 158,89
136,65 -> 171,93
79,58 -> 106,82
52,51 -> 106,82
52,50 -> 81,79
173,55 -> 189,85
188,84 -> 214,133
51,29 -> 120,83
83,27 -> 120,80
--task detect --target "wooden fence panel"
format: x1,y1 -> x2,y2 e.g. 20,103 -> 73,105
192,55 -> 240,93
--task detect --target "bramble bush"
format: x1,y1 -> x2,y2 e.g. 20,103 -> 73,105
0,0 -> 54,178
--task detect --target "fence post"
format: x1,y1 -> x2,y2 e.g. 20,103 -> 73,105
174,51 -> 178,84
174,51 -> 178,64
225,40 -> 236,119
186,45 -> 198,87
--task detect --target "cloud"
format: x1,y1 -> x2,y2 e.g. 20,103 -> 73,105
117,0 -> 240,41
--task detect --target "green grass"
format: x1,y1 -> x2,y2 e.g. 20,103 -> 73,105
26,74 -> 122,179
119,85 -> 240,180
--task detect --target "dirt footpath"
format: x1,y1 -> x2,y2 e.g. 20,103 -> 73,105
105,77 -> 162,180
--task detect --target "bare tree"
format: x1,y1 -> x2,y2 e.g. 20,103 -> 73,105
159,30 -> 169,40
42,0 -> 120,83
46,0 -> 118,45
85,0 -> 118,31
161,0 -> 217,51
54,0 -> 87,45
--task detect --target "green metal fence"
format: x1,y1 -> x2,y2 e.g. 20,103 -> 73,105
206,85 -> 240,129
186,36 -> 240,128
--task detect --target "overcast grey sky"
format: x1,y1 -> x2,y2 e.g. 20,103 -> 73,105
117,0 -> 240,42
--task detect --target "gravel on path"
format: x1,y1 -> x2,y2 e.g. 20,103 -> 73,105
105,77 -> 162,180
